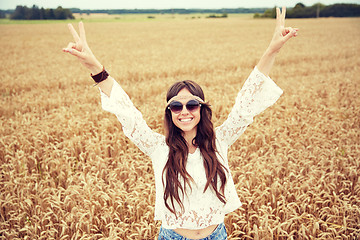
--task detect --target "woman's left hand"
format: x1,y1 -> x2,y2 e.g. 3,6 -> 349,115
268,7 -> 298,54
256,7 -> 298,75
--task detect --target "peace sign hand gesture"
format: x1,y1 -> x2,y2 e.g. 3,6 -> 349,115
268,7 -> 298,54
256,7 -> 298,75
63,22 -> 103,74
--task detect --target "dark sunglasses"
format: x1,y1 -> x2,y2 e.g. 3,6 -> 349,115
167,99 -> 201,114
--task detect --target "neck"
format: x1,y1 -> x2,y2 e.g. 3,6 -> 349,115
182,128 -> 197,150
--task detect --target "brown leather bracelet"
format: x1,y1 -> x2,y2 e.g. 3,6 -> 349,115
91,66 -> 109,83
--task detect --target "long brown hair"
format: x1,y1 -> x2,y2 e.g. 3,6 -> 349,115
163,80 -> 227,215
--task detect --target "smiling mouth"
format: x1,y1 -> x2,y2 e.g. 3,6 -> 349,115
179,118 -> 193,122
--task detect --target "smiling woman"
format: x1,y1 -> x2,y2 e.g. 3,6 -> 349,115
166,82 -> 204,142
62,7 -> 297,239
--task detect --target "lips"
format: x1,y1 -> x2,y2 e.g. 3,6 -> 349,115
179,118 -> 193,122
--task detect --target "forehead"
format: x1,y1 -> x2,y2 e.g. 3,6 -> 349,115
168,95 -> 201,103
176,88 -> 193,97
167,88 -> 203,104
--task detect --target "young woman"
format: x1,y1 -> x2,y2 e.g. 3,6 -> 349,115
63,7 -> 297,240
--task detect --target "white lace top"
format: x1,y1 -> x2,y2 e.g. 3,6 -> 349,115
100,67 -> 283,229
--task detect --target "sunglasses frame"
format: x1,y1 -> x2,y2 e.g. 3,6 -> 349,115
167,99 -> 202,114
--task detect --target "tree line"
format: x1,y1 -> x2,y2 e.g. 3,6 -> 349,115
255,3 -> 360,18
0,7 -> 269,19
1,3 -> 359,20
7,5 -> 74,20
69,8 -> 267,15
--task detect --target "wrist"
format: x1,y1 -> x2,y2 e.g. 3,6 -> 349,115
264,46 -> 279,57
257,47 -> 278,76
89,61 -> 103,75
91,66 -> 109,84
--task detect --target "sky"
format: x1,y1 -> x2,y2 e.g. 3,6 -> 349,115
0,0 -> 359,10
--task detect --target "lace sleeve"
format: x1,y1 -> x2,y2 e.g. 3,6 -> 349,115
216,66 -> 283,147
100,79 -> 164,157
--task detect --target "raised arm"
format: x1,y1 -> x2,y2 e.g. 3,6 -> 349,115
216,8 -> 296,146
257,7 -> 298,76
62,22 -> 164,157
62,22 -> 113,96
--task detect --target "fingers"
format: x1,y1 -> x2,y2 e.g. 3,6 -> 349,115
280,7 -> 286,27
63,22 -> 89,61
276,8 -> 281,27
66,42 -> 76,49
283,27 -> 299,36
62,46 -> 83,58
283,27 -> 298,42
68,23 -> 80,42
62,42 -> 74,53
63,41 -> 82,52
79,21 -> 87,42
276,7 -> 286,27
63,42 -> 80,55
282,6 -> 286,22
278,7 -> 299,40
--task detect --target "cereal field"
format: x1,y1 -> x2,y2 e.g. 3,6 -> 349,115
0,15 -> 359,239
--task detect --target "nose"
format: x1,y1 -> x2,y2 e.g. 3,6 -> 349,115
179,105 -> 190,115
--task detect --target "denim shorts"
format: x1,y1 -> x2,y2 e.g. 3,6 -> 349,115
158,223 -> 227,240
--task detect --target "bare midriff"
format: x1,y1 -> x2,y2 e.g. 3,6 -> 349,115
173,224 -> 218,239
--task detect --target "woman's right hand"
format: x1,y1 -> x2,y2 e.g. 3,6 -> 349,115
63,22 -> 103,74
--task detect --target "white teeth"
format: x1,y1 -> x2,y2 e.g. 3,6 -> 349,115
180,118 -> 192,122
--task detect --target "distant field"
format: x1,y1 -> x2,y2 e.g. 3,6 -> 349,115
0,13 -> 254,24
0,16 -> 359,239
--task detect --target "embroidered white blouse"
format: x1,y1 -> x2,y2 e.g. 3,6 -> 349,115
100,66 -> 283,230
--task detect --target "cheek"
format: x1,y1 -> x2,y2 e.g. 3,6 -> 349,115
171,113 -> 180,127
195,112 -> 201,123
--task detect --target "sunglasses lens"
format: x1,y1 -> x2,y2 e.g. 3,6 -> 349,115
168,99 -> 201,113
186,100 -> 200,112
169,101 -> 183,113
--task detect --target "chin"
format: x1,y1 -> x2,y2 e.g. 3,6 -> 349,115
175,120 -> 199,134
180,126 -> 196,133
